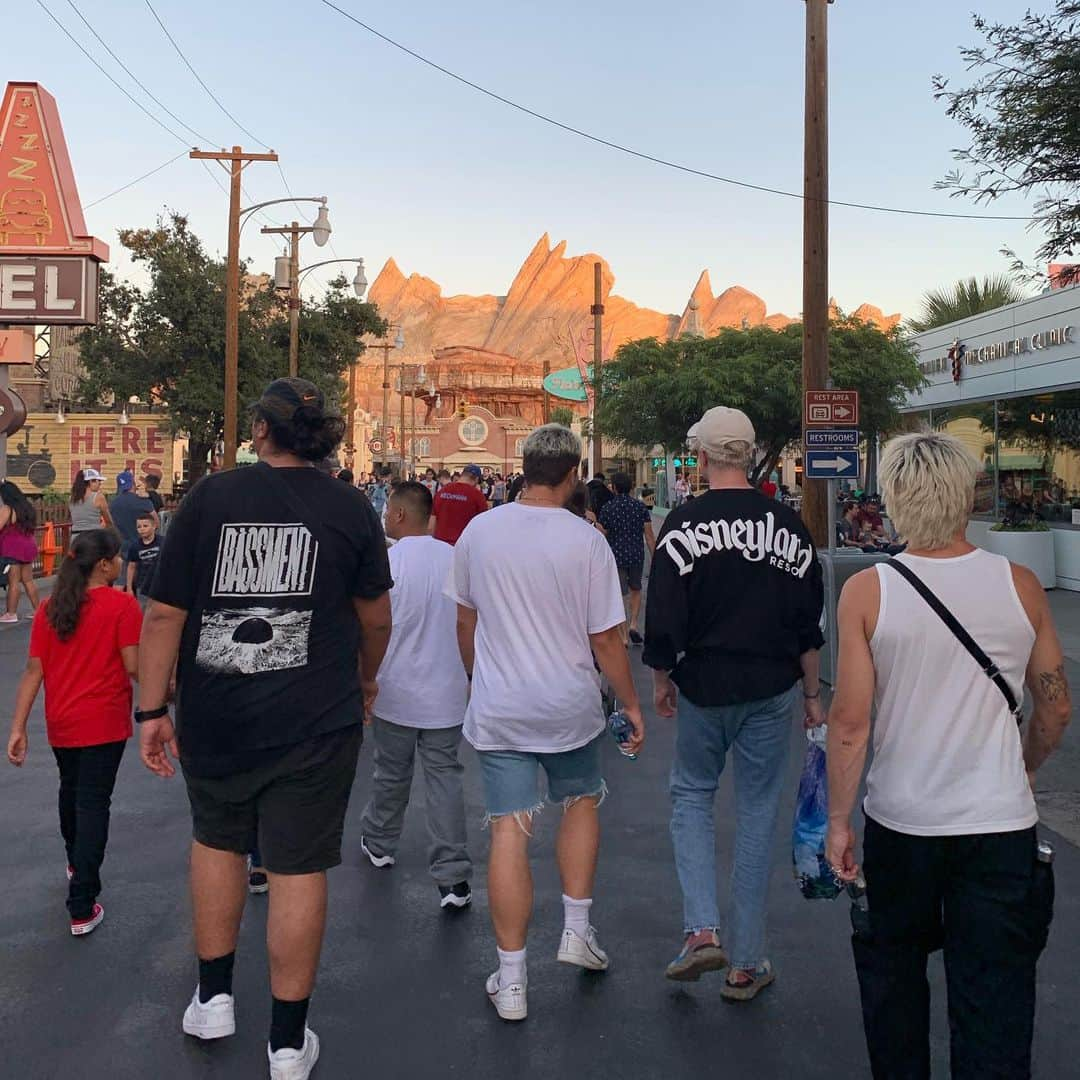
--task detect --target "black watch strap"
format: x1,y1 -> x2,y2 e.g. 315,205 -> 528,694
134,705 -> 169,723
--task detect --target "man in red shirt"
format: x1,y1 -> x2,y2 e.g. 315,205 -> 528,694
431,464 -> 489,545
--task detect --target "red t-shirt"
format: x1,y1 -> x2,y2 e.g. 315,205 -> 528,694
432,482 -> 488,545
29,587 -> 143,748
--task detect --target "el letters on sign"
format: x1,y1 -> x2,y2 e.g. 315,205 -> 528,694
6,414 -> 173,494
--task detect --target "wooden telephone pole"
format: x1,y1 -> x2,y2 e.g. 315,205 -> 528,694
801,0 -> 833,547
191,146 -> 278,470
591,261 -> 604,477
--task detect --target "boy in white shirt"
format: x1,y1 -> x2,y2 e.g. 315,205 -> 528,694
358,482 -> 472,909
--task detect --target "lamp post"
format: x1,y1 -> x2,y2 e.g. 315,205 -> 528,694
262,199 -> 332,379
296,258 -> 369,464
368,326 -> 405,467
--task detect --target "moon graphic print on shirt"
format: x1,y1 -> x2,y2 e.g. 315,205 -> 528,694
195,522 -> 319,675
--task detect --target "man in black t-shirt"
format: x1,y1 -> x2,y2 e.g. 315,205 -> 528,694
644,406 -> 824,1000
137,379 -> 392,1077
598,472 -> 656,644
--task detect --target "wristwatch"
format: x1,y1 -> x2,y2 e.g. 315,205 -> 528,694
134,705 -> 169,723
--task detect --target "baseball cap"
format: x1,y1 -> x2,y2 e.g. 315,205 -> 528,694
116,470 -> 135,492
463,464 -> 483,479
81,468 -> 106,482
688,407 -> 756,455
256,378 -> 326,421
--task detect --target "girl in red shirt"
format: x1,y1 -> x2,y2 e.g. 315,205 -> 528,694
7,529 -> 142,936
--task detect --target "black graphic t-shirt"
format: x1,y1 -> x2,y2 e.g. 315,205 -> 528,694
643,488 -> 824,707
150,463 -> 392,776
125,535 -> 162,595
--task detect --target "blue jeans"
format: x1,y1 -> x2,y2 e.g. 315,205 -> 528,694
670,687 -> 796,969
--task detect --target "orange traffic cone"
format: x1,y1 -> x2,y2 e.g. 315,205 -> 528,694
41,521 -> 59,576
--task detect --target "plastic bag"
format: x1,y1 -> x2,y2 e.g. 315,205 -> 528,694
792,725 -> 842,900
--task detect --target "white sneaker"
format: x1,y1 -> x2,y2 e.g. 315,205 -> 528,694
268,1026 -> 320,1079
182,987 -> 236,1040
486,971 -> 527,1021
0,613 -> 18,624
360,836 -> 395,869
557,926 -> 610,971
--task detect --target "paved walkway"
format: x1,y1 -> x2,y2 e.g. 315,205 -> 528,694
1,594 -> 1079,1077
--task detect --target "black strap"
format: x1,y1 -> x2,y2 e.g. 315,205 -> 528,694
883,559 -> 1023,721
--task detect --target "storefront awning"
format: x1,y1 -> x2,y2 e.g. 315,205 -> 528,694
995,453 -> 1044,470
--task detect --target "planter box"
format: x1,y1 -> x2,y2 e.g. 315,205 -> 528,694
985,529 -> 1056,589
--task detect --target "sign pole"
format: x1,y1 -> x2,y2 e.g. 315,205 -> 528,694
801,0 -> 833,547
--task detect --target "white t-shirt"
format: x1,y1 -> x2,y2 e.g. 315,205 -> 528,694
445,503 -> 625,753
376,535 -> 469,729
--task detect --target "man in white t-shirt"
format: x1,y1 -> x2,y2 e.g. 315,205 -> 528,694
446,424 -> 645,1022
358,482 -> 473,909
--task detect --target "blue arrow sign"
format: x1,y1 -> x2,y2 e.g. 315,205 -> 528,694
805,450 -> 860,478
804,428 -> 859,449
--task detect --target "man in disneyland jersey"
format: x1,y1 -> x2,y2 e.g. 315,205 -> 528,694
644,406 -> 824,1001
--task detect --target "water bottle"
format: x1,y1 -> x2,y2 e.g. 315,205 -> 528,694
608,709 -> 637,760
847,873 -> 871,940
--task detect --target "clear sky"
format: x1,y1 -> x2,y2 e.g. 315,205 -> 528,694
15,0 -> 1049,320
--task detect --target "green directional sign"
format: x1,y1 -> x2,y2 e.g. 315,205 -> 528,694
543,365 -> 591,402
651,456 -> 697,468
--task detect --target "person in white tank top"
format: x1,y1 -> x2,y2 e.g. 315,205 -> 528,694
825,432 -> 1070,1079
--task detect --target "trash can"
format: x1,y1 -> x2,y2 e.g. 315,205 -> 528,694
818,550 -> 892,686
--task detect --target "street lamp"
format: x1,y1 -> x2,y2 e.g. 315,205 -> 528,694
368,326 -> 405,464
262,197 -> 333,379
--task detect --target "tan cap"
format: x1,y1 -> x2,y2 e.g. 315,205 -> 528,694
689,406 -> 756,455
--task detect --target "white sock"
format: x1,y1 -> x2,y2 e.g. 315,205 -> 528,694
497,946 -> 526,989
562,894 -> 593,938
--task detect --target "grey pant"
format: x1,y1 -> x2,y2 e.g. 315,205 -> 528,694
359,718 -> 472,886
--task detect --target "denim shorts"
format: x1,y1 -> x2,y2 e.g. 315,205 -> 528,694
478,736 -> 606,821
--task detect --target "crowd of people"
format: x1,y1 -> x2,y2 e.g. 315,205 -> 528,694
1,379 -> 1074,1079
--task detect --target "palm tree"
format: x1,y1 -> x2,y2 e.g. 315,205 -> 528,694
906,275 -> 1028,333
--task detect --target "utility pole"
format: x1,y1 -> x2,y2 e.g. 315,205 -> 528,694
542,357 -> 551,424
345,358 -> 357,467
191,146 -> 278,470
591,261 -> 604,478
801,0 -> 833,547
262,220 -> 324,378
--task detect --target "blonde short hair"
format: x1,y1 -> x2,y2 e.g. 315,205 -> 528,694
879,432 -> 982,550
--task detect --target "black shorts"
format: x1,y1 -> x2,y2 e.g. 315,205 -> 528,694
617,564 -> 643,595
182,726 -> 362,875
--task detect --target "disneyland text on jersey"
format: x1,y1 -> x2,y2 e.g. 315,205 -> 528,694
658,513 -> 814,578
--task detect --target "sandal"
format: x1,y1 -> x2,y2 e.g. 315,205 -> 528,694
720,960 -> 775,1002
665,931 -> 729,982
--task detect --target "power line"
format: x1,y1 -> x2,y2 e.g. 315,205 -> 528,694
317,0 -> 1040,224
64,0 -> 215,146
140,0 -> 316,226
34,0 -> 191,147
84,150 -> 190,209
142,0 -> 271,150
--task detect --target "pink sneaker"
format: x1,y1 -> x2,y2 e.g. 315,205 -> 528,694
71,903 -> 104,936
66,865 -> 74,882
0,613 -> 18,624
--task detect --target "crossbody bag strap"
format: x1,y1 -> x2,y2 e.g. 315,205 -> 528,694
882,559 -> 1022,722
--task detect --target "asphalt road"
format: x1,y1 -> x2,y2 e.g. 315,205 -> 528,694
2,603 -> 1079,1079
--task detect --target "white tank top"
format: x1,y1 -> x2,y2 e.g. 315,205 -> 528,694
864,549 -> 1038,836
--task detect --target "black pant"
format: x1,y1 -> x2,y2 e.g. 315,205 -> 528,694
53,741 -> 127,920
853,816 -> 1054,1080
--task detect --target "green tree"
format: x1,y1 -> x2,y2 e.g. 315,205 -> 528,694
906,276 -> 1027,333
597,320 -> 923,485
934,3 -> 1080,279
550,405 -> 576,428
77,213 -> 385,482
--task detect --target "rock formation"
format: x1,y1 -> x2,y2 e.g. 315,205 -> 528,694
354,234 -> 901,432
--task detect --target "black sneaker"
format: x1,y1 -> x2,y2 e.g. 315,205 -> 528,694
628,629 -> 643,645
438,882 -> 472,910
248,870 -> 269,895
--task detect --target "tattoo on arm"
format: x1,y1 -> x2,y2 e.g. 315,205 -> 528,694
1039,664 -> 1069,703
